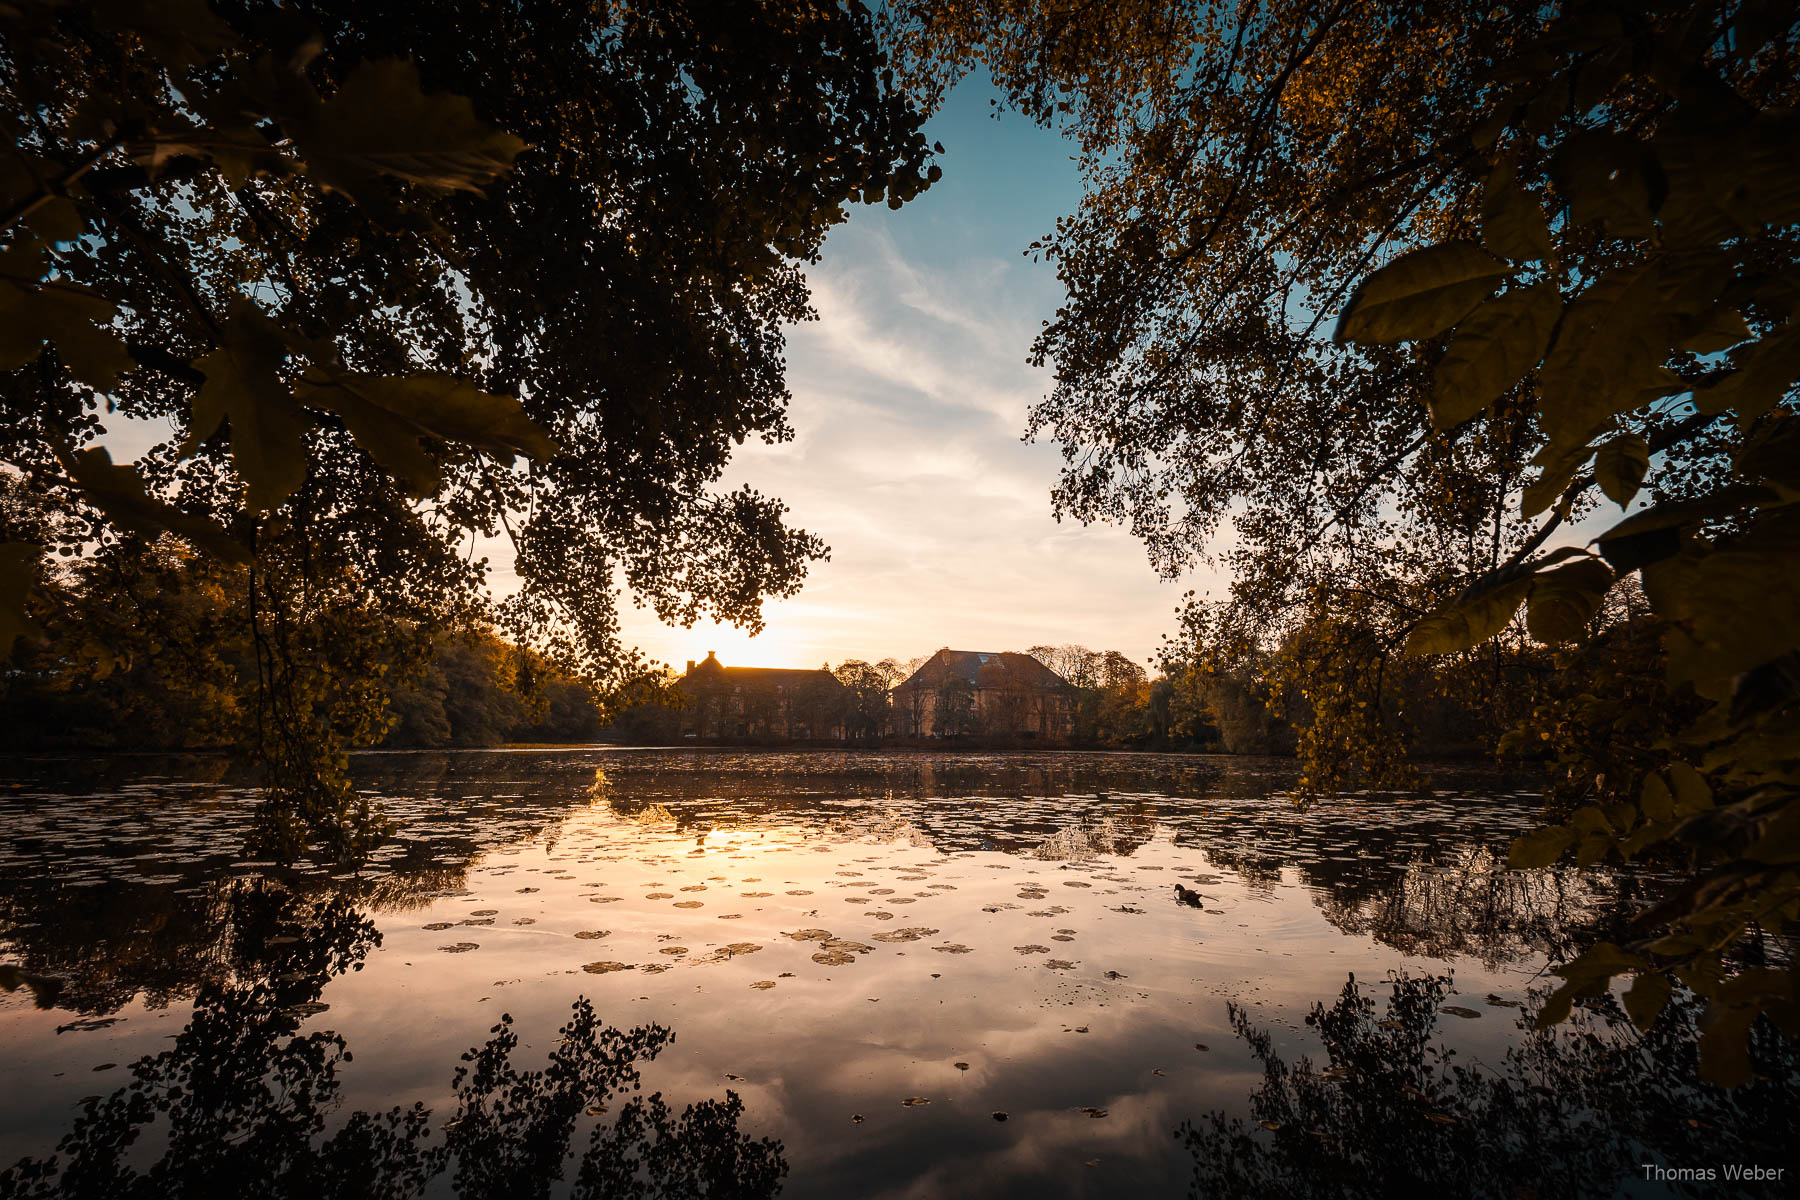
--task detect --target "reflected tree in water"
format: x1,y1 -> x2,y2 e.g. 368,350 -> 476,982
0,890 -> 785,1200
1182,974 -> 1797,1199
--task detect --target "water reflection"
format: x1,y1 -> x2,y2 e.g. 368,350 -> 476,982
0,886 -> 786,1200
0,750 -> 1676,1198
1182,973 -> 1798,1199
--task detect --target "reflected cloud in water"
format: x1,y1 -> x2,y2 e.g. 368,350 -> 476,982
0,887 -> 784,1200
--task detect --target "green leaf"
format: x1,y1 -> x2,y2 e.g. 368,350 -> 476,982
1640,774 -> 1675,822
1594,485 -> 1778,544
297,372 -> 558,476
1692,322 -> 1800,420
1507,824 -> 1575,868
187,302 -> 309,514
1481,166 -> 1553,262
1553,941 -> 1648,985
1537,257 -> 1731,447
1402,574 -> 1533,656
62,446 -> 249,563
1623,971 -> 1673,1032
1667,762 -> 1713,815
1735,417 -> 1800,488
0,245 -> 132,389
1594,431 -> 1649,507
0,542 -> 44,652
1430,281 -> 1561,430
1335,243 -> 1512,345
1526,557 -> 1614,642
1554,131 -> 1659,238
293,59 -> 528,199
1680,306 -> 1752,354
1522,439 -> 1590,519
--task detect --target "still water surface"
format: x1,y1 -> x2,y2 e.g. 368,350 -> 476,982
0,750 -> 1644,1196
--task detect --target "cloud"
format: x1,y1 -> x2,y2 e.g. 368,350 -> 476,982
617,218 -> 1210,672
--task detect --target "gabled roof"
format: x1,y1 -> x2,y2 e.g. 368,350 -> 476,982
681,652 -> 846,691
892,649 -> 1072,693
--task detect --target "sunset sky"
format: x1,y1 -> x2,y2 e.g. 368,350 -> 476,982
615,83 -> 1207,673
97,82 -> 1214,676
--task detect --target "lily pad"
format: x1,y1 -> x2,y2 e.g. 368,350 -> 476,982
581,961 -> 631,974
573,930 -> 610,940
438,942 -> 480,953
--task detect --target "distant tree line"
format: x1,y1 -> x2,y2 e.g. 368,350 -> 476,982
0,536 -> 606,752
1,533 -> 1645,767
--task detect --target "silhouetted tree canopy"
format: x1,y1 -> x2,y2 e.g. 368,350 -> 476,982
890,0 -> 1800,1084
1,0 -> 939,855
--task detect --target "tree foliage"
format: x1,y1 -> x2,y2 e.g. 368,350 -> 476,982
889,0 -> 1800,1079
0,0 -> 937,855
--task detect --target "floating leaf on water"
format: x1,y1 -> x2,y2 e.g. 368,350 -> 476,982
1052,935 -> 1075,942
573,930 -> 609,940
1014,945 -> 1050,955
992,1111 -> 1008,1122
511,917 -> 535,925
673,901 -> 703,909
460,918 -> 494,926
470,909 -> 498,916
901,1097 -> 930,1107
932,944 -> 974,954
813,949 -> 855,966
423,922 -> 455,931
1044,959 -> 1077,970
1079,1107 -> 1108,1118
953,1062 -> 970,1070
1195,1044 -> 1209,1052
701,942 -> 762,963
284,1002 -> 329,1017
1063,881 -> 1091,888
1103,971 -> 1128,980
516,887 -> 539,893
850,1113 -> 864,1124
786,890 -> 813,896
871,927 -> 939,943
585,1105 -> 607,1116
1259,1120 -> 1282,1131
590,897 -> 622,904
645,892 -> 674,899
1440,1005 -> 1482,1019
750,981 -> 776,990
785,929 -> 834,941
725,1073 -> 744,1081
580,961 -> 631,974
659,947 -> 689,956
439,943 -> 480,953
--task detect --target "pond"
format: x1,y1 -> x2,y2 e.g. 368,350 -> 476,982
0,750 -> 1785,1198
